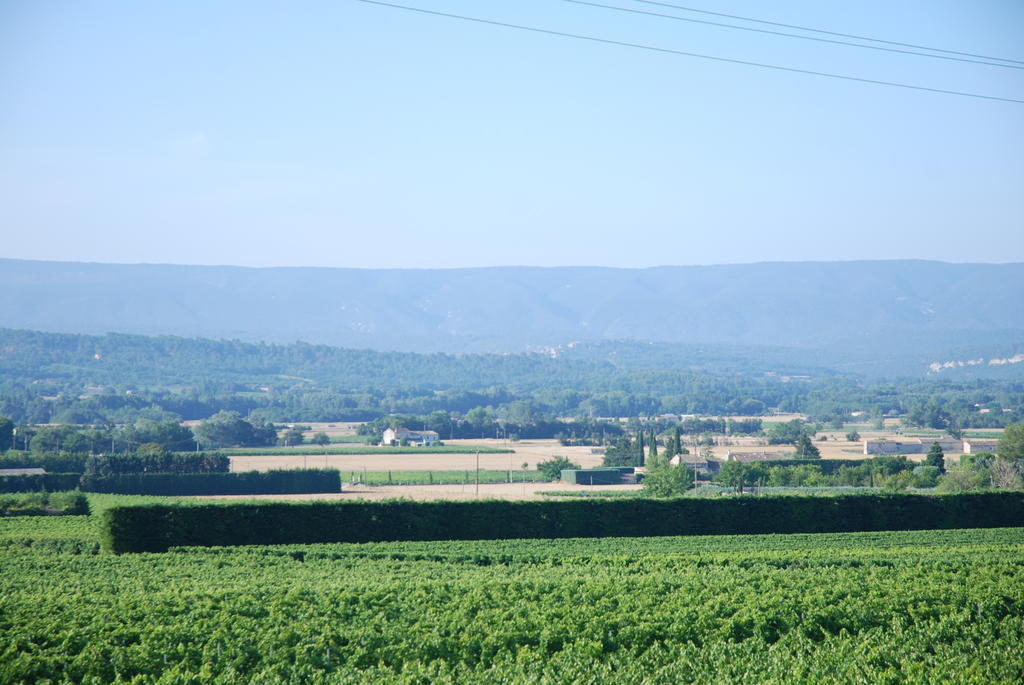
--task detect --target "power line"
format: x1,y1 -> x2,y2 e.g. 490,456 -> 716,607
625,0 -> 1024,66
564,0 -> 1023,70
353,0 -> 1024,105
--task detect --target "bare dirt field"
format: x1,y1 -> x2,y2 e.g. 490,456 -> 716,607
203,481 -> 642,502
228,434 -> 925,474
229,439 -> 605,473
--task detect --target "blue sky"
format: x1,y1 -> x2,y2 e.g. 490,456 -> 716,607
2,0 -> 1022,268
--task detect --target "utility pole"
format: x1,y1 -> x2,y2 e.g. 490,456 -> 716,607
475,450 -> 480,497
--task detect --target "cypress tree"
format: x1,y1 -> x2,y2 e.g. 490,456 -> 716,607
925,442 -> 946,474
649,431 -> 657,459
638,431 -> 645,466
795,434 -> 820,458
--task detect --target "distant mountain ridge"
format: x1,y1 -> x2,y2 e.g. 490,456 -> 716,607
1,259 -> 1021,364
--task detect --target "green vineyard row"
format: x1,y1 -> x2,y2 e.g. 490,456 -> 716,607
0,520 -> 1021,683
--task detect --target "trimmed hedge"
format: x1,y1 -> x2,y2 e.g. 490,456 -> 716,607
84,452 -> 229,475
0,452 -> 90,473
0,473 -> 82,493
100,491 -> 1024,553
756,458 -> 914,475
81,469 -> 340,496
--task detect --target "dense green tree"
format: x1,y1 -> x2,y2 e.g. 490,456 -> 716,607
997,421 -> 1024,462
0,416 -> 13,451
135,443 -> 170,458
193,411 -> 276,448
127,419 -> 195,452
641,454 -> 694,497
924,442 -> 946,473
910,465 -> 941,488
794,434 -> 820,458
766,420 -> 811,445
312,432 -> 330,451
536,456 -> 580,482
648,431 -> 657,460
464,407 -> 493,437
716,461 -> 758,494
281,427 -> 305,446
602,436 -> 642,468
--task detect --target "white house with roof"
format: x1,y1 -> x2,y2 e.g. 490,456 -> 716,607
382,427 -> 440,447
962,438 -> 999,454
669,453 -> 720,474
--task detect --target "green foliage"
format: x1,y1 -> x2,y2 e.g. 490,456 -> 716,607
925,442 -> 947,473
98,492 -> 1024,553
845,430 -> 861,442
0,450 -> 90,473
80,469 -> 340,497
0,415 -> 12,451
280,426 -> 305,446
0,490 -> 88,516
910,465 -> 942,488
602,435 -> 643,467
766,420 -> 812,445
536,456 -> 580,482
3,525 -> 1024,682
716,461 -> 759,493
937,466 -> 987,493
998,421 -> 1024,462
0,515 -> 100,554
84,451 -> 229,476
1,329 -> 1023,432
794,434 -> 821,458
641,455 -> 694,497
193,411 -> 276,448
0,473 -> 81,493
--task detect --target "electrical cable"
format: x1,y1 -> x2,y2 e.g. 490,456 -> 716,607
625,0 -> 1024,66
563,0 -> 1023,70
353,0 -> 1024,105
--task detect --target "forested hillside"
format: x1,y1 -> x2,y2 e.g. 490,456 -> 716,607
2,260 -> 1021,365
1,328 -> 1021,428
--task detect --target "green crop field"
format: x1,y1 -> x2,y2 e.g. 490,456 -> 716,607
1,514 -> 1022,683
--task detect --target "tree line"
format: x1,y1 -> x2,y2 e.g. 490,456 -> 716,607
1,327 -> 1021,430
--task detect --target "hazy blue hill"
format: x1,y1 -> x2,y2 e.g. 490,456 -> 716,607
1,259 -> 1021,364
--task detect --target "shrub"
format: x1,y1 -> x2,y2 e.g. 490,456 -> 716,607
80,469 -> 340,496
536,456 -> 580,481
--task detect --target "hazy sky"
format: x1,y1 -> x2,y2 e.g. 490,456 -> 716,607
2,0 -> 1022,268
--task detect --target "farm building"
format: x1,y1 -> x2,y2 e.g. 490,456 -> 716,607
561,467 -> 637,485
962,439 -> 999,454
864,438 -> 963,455
725,451 -> 789,463
863,439 -> 923,455
669,454 -> 721,474
381,428 -> 440,447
